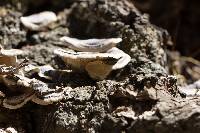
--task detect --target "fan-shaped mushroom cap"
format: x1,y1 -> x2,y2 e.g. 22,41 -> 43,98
3,91 -> 35,109
30,79 -> 70,105
0,46 -> 23,82
60,36 -> 122,52
20,11 -> 57,31
2,74 -> 35,109
0,46 -> 23,67
54,47 -> 131,80
1,74 -> 69,109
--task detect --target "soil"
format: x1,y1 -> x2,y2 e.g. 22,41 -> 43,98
0,0 -> 200,133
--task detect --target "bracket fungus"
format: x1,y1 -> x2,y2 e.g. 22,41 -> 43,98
24,65 -> 55,80
20,11 -> 57,31
0,127 -> 18,133
54,39 -> 131,80
30,79 -> 70,105
0,46 -> 34,109
0,46 -> 23,81
60,36 -> 122,52
0,46 -> 70,109
0,46 -> 23,67
1,74 -> 69,109
0,46 -> 69,109
0,36 -> 131,109
2,74 -> 35,109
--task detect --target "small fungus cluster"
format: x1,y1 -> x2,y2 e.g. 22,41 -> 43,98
0,11 -> 131,109
55,37 -> 131,80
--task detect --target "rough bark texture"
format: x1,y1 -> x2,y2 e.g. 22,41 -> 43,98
0,0 -> 200,133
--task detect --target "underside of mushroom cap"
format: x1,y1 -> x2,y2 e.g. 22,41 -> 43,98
54,48 -> 119,70
54,47 -> 131,80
